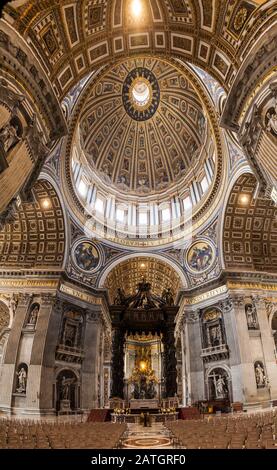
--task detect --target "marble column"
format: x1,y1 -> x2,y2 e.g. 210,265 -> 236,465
0,294 -> 31,414
255,296 -> 277,401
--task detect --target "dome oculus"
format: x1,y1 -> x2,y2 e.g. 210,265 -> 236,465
131,78 -> 151,107
122,68 -> 160,121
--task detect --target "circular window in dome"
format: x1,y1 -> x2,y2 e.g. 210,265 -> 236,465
123,67 -> 160,121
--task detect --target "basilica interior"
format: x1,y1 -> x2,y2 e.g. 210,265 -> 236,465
0,0 -> 277,450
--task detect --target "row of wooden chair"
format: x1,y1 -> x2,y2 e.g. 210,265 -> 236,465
0,420 -> 127,449
167,410 -> 277,449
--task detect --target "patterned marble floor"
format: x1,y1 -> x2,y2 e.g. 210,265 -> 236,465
121,423 -> 174,449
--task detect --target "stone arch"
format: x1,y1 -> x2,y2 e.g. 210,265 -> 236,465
98,252 -> 188,302
205,364 -> 232,403
223,173 -> 277,273
0,300 -> 10,332
200,306 -> 227,350
5,1 -> 273,101
55,368 -> 80,413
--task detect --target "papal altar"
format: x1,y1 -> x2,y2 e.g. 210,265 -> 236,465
111,412 -> 178,424
129,399 -> 159,409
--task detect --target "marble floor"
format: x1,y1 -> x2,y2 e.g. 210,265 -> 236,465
121,422 -> 174,449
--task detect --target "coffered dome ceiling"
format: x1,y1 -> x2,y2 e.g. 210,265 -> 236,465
79,58 -> 207,196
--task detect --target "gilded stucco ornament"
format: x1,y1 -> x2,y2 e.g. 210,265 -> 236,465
233,8 -> 248,32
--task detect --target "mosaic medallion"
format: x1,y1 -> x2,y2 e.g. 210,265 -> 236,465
123,437 -> 171,448
122,67 -> 160,121
186,240 -> 215,274
73,241 -> 101,272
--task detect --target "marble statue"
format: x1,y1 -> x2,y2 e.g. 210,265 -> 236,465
61,376 -> 75,400
9,295 -> 18,317
0,121 -> 20,152
27,304 -> 39,325
215,375 -> 227,398
255,363 -> 266,387
16,366 -> 27,393
245,303 -> 258,329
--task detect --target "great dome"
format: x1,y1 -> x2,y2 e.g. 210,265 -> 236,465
78,58 -> 208,197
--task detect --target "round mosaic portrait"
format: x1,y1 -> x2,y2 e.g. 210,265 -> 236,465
186,240 -> 215,274
122,67 -> 160,121
73,241 -> 101,272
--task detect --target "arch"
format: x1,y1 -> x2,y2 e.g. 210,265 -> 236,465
201,307 -> 227,350
4,1 -> 272,104
39,172 -> 71,270
2,0 -> 242,98
98,252 -> 188,300
206,365 -> 232,403
0,179 -> 66,270
55,368 -> 80,413
217,165 -> 253,270
205,363 -> 231,381
222,173 -> 277,273
0,300 -> 10,333
222,11 -> 277,130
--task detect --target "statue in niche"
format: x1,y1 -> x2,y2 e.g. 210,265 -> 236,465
16,364 -> 27,393
61,376 -> 75,400
27,303 -> 39,326
245,303 -> 259,329
208,368 -> 230,401
255,362 -> 266,388
9,295 -> 18,317
0,118 -> 21,153
215,375 -> 228,399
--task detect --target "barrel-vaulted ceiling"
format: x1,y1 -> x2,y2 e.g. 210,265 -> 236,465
0,180 -> 65,270
79,57 -> 206,196
104,256 -> 182,302
3,0 -> 271,99
223,173 -> 277,273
